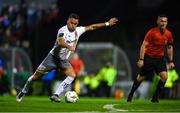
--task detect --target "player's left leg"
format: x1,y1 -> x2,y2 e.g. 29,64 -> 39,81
17,53 -> 57,102
50,66 -> 76,102
151,71 -> 167,103
16,71 -> 44,102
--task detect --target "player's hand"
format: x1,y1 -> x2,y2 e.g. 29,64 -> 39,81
137,59 -> 144,68
108,18 -> 118,26
68,45 -> 75,52
168,62 -> 175,69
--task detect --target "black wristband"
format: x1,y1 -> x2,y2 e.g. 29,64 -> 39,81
139,58 -> 144,60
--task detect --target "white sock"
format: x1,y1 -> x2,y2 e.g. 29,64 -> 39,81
54,76 -> 74,96
22,75 -> 33,93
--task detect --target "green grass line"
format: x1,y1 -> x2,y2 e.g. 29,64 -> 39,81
0,96 -> 180,112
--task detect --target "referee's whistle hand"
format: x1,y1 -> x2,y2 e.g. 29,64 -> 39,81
168,62 -> 175,69
137,60 -> 144,68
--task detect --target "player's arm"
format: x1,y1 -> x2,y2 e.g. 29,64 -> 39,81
167,45 -> 173,62
167,32 -> 175,68
139,40 -> 148,60
167,44 -> 175,68
85,18 -> 118,32
57,38 -> 75,52
137,40 -> 148,68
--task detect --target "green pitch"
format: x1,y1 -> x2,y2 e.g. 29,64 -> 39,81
0,96 -> 180,112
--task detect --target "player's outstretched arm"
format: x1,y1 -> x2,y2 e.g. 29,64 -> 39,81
85,18 -> 118,32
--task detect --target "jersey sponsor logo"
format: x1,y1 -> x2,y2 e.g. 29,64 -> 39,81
66,39 -> 77,44
66,40 -> 71,44
58,33 -> 64,37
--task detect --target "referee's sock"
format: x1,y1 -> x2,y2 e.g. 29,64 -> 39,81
151,80 -> 165,102
127,79 -> 141,102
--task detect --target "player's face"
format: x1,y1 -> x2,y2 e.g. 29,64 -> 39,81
67,18 -> 79,32
157,17 -> 168,30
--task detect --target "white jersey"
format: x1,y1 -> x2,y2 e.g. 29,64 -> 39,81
50,25 -> 85,60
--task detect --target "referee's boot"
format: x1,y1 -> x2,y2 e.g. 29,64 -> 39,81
50,94 -> 61,102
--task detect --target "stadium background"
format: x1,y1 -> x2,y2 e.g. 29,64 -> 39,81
0,0 -> 180,97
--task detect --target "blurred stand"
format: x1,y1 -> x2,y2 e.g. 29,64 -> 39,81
0,55 -> 9,95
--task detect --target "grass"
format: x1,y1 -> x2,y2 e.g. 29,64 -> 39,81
0,96 -> 180,112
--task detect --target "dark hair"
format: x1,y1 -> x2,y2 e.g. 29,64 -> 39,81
68,13 -> 79,20
158,14 -> 167,18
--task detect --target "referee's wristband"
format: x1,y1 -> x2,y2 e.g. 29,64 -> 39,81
139,58 -> 144,61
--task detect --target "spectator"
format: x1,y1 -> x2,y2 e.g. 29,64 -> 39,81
152,64 -> 179,99
83,72 -> 100,97
47,2 -> 59,23
96,61 -> 117,97
0,56 -> 5,80
0,55 -> 9,95
70,52 -> 85,76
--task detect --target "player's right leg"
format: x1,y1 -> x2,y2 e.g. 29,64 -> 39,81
127,75 -> 145,102
16,71 -> 44,102
51,66 -> 76,102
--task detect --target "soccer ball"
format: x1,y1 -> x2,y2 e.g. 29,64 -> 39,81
65,91 -> 79,103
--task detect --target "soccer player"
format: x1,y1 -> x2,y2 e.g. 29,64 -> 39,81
127,14 -> 175,103
16,13 -> 118,102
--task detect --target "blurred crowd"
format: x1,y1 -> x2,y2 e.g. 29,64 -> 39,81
0,0 -> 60,54
0,0 -> 60,95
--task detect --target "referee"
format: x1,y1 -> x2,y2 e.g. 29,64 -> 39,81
127,14 -> 175,103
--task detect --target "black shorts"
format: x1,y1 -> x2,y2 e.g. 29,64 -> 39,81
37,53 -> 71,74
139,54 -> 167,77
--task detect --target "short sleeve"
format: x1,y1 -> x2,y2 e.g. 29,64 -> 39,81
76,26 -> 86,37
57,29 -> 65,39
144,30 -> 153,42
167,32 -> 174,45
